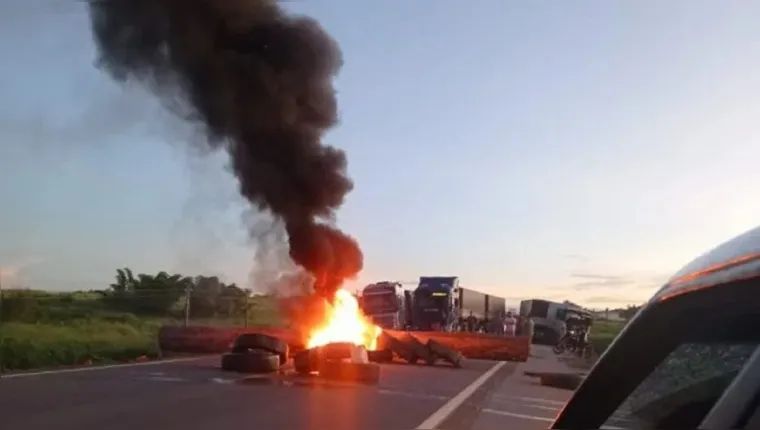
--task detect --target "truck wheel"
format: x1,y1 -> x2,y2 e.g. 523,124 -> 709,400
221,350 -> 280,374
232,333 -> 289,365
318,361 -> 381,385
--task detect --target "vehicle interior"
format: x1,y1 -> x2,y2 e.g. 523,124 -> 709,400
551,274 -> 760,429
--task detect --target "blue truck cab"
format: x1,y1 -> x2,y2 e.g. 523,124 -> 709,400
412,276 -> 460,331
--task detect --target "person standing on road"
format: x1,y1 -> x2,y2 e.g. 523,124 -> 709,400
491,312 -> 505,335
523,316 -> 534,341
515,316 -> 523,336
504,311 -> 517,337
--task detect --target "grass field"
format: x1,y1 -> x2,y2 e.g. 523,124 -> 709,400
0,289 -> 281,371
589,320 -> 627,355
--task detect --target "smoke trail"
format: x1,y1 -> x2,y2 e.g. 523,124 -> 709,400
87,0 -> 362,298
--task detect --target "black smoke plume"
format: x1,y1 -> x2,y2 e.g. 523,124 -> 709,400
87,0 -> 362,299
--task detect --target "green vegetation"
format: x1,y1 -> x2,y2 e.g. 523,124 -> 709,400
589,305 -> 641,354
589,320 -> 627,354
0,268 -> 280,371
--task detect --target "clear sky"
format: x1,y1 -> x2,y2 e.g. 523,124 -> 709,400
2,0 -> 760,309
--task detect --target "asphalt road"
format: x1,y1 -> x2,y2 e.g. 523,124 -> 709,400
0,356 -> 515,430
471,346 -> 577,430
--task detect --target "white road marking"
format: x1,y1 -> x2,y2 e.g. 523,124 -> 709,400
482,408 -> 624,430
1,356 -> 211,379
378,389 -> 449,401
510,395 -> 566,405
415,361 -> 507,430
142,376 -> 187,382
482,408 -> 553,422
490,395 -> 564,411
520,403 -> 560,412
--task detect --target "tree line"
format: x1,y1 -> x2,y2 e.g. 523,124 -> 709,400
618,305 -> 642,320
105,267 -> 253,318
1,267 -> 257,322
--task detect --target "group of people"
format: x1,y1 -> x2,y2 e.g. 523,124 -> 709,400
460,311 -> 534,338
557,315 -> 592,353
458,310 -> 590,354
508,312 -> 535,338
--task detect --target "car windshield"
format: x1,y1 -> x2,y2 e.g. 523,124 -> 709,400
362,292 -> 399,313
604,342 -> 758,429
415,289 -> 448,310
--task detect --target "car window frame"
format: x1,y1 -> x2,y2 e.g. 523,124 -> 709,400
551,275 -> 760,429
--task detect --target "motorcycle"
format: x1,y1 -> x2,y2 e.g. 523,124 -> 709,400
553,332 -> 572,354
553,329 -> 587,356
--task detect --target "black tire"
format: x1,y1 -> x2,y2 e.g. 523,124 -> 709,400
319,342 -> 355,361
539,373 -> 584,391
294,349 -> 319,375
221,351 -> 280,374
427,339 -> 463,368
318,361 -> 381,385
405,335 -> 436,364
367,349 -> 393,363
232,333 -> 289,365
552,343 -> 565,354
383,333 -> 418,364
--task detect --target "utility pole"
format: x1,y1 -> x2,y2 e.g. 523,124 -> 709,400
183,285 -> 191,327
244,289 -> 251,328
0,273 -> 4,377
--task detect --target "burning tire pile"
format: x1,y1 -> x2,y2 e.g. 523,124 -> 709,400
293,342 -> 381,384
221,333 -> 290,373
220,331 -> 464,385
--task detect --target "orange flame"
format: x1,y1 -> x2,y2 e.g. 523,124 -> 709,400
306,289 -> 382,350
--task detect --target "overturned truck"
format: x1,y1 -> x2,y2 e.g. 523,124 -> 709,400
519,299 -> 592,345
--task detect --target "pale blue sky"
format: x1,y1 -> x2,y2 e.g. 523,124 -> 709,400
3,1 -> 760,309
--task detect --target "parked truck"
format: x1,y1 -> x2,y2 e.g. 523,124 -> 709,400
519,299 -> 592,344
359,281 -> 412,330
411,276 -> 507,332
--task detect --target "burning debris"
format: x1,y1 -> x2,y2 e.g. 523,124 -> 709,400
293,342 -> 380,384
306,290 -> 381,350
87,0 -> 364,334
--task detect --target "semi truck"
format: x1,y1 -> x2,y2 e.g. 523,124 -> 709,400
358,281 -> 412,330
519,298 -> 592,344
411,276 -> 507,332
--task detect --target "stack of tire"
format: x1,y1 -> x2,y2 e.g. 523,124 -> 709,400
221,333 -> 289,374
371,333 -> 464,368
293,342 -> 382,385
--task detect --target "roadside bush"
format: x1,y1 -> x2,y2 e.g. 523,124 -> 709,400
590,334 -> 618,355
589,320 -> 626,355
0,321 -> 158,371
